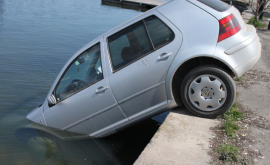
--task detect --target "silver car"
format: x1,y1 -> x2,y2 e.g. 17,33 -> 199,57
27,0 -> 261,138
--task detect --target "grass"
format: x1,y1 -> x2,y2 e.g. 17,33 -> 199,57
222,120 -> 240,138
213,103 -> 245,163
222,103 -> 244,121
216,143 -> 242,163
236,76 -> 243,82
247,17 -> 267,28
221,103 -> 243,138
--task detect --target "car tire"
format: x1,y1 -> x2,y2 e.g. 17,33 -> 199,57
180,65 -> 236,118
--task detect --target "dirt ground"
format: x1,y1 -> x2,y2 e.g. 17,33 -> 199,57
210,29 -> 270,165
208,29 -> 270,164
235,29 -> 270,164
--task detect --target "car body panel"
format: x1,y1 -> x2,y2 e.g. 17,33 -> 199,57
27,105 -> 47,126
155,0 -> 219,105
103,10 -> 183,120
42,37 -> 128,135
214,25 -> 261,78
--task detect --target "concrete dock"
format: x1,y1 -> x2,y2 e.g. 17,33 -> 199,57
134,107 -> 219,165
102,0 -> 165,8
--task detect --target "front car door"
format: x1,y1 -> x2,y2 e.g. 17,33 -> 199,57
43,37 -> 128,136
104,11 -> 182,120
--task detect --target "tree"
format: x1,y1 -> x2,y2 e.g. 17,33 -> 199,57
248,0 -> 270,21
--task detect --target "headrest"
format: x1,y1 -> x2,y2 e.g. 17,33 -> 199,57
121,47 -> 132,61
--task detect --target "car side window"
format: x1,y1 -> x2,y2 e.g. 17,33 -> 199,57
55,43 -> 103,101
144,15 -> 174,49
108,21 -> 154,71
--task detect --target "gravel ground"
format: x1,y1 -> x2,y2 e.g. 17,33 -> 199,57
234,29 -> 270,164
208,26 -> 270,165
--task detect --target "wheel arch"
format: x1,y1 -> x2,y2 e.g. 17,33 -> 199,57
171,56 -> 235,106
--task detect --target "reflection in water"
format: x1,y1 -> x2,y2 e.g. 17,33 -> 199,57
0,114 -> 164,165
0,0 -> 170,164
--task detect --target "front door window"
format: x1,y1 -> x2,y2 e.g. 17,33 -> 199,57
55,43 -> 103,102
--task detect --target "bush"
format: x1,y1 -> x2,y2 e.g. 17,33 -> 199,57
248,17 -> 267,28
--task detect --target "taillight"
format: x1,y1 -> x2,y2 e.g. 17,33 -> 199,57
218,14 -> 241,42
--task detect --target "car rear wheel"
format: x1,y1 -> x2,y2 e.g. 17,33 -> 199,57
180,65 -> 235,118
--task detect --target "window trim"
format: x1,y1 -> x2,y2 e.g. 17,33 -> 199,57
51,42 -> 103,106
106,15 -> 175,73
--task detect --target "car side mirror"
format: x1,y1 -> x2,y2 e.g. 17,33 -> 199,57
48,94 -> 57,106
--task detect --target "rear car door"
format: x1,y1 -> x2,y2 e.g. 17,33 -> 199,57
43,38 -> 128,136
103,11 -> 182,120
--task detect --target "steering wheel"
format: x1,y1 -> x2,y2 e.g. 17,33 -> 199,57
65,79 -> 86,92
71,79 -> 87,89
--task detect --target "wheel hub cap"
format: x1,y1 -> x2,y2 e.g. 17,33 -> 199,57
201,87 -> 214,99
188,75 -> 227,111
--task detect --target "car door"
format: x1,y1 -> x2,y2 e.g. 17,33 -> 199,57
103,11 -> 182,120
43,37 -> 128,136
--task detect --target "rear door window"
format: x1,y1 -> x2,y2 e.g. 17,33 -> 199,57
197,0 -> 231,12
108,21 -> 154,71
144,16 -> 174,49
107,15 -> 175,72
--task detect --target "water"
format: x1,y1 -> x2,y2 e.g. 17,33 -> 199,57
0,0 -> 171,164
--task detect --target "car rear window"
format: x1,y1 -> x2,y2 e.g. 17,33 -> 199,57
197,0 -> 231,12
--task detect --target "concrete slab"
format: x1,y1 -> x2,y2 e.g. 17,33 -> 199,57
134,107 -> 219,165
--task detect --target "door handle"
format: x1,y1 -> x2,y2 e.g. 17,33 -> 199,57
157,52 -> 172,61
96,86 -> 108,94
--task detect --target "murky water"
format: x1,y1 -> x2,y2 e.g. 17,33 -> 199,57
0,0 -> 169,164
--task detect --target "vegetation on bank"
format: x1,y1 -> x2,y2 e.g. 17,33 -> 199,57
215,103 -> 245,163
236,76 -> 243,82
217,143 -> 241,163
247,17 -> 267,28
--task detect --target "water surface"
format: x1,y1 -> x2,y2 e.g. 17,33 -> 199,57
0,0 -> 169,164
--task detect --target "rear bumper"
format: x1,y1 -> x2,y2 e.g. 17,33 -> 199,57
233,35 -> 261,77
231,34 -> 261,77
214,25 -> 261,78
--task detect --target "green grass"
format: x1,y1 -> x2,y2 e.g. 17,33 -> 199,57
236,76 -> 243,82
221,103 -> 243,138
216,143 -> 241,163
247,17 -> 267,28
213,103 -> 246,163
222,103 -> 244,121
222,120 -> 240,138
